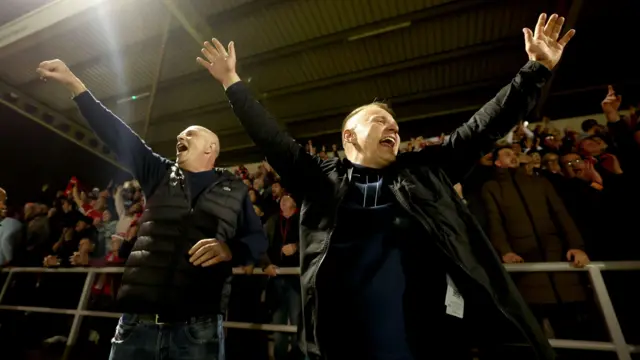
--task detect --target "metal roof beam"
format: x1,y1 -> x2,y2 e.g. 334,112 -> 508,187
149,38 -> 520,126
240,0 -> 492,67
0,0 -> 108,55
93,0 -> 490,117
161,0 -> 214,45
0,80 -> 128,172
261,39 -> 518,99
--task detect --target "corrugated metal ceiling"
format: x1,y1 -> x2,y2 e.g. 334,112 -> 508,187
0,0 -> 577,163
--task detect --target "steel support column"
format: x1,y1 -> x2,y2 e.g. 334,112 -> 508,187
142,12 -> 172,139
161,0 -> 214,45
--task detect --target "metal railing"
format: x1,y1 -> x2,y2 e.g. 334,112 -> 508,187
0,262 -> 639,360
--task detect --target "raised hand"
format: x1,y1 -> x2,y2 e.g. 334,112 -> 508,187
36,59 -> 87,95
601,85 -> 622,122
523,13 -> 576,70
579,161 -> 603,185
197,38 -> 241,89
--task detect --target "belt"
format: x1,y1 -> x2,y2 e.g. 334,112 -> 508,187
136,314 -> 217,325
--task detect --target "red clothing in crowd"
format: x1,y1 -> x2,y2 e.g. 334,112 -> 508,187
91,251 -> 124,296
82,203 -> 102,220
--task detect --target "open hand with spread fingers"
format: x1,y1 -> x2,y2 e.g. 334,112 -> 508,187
523,13 -> 576,70
189,238 -> 232,267
197,38 -> 241,90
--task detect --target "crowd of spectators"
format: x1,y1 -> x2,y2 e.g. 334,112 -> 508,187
0,85 -> 638,359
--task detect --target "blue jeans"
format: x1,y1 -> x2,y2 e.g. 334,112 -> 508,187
108,313 -> 224,360
270,277 -> 302,360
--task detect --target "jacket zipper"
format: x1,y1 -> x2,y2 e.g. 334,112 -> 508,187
389,185 -> 541,359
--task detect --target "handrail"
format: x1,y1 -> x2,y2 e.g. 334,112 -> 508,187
0,266 -> 302,275
1,261 -> 638,360
3,261 -> 639,274
503,261 -> 640,272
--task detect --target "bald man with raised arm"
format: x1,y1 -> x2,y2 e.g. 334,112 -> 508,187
36,60 -> 267,360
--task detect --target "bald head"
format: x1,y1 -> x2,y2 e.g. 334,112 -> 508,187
176,125 -> 220,172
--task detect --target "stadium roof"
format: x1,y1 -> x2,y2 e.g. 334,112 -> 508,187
0,0 -> 636,166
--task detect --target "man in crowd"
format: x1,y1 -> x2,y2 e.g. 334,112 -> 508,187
21,202 -> 50,266
199,12 -> 574,360
481,145 -> 590,339
0,189 -> 21,266
36,60 -> 267,360
262,195 -> 302,360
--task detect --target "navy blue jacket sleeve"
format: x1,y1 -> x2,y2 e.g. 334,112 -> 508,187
227,195 -> 268,266
73,91 -> 171,196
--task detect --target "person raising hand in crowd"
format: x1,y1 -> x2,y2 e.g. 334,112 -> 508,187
199,13 -> 574,360
36,57 -> 267,360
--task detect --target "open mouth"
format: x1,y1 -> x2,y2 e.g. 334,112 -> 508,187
176,143 -> 188,153
379,136 -> 397,148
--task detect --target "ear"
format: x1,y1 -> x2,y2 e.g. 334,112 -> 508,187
494,160 -> 501,167
343,129 -> 356,145
205,141 -> 214,155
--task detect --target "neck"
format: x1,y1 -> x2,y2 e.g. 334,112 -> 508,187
345,150 -> 386,169
180,162 -> 214,173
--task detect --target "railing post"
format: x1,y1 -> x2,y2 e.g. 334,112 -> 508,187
62,270 -> 96,360
0,269 -> 13,304
588,266 -> 631,360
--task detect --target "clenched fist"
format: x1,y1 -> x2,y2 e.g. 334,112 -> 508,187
36,59 -> 87,96
188,238 -> 232,267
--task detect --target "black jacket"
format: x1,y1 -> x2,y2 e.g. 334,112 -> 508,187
226,61 -> 554,359
117,165 -> 247,315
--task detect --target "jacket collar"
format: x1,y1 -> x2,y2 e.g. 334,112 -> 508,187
341,157 -> 400,183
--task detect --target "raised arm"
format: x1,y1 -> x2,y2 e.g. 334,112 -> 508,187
196,39 -> 324,195
36,60 -> 170,196
420,13 -> 574,184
